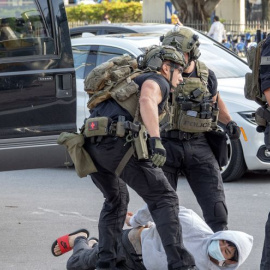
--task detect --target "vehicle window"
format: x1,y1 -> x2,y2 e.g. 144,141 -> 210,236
106,29 -> 134,35
0,0 -> 55,58
96,45 -> 133,66
70,28 -> 100,39
199,44 -> 250,78
72,45 -> 92,79
71,33 -> 83,39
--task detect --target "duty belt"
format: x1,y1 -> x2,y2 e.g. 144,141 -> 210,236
161,130 -> 204,140
88,123 -> 129,144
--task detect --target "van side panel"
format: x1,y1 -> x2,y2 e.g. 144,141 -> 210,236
0,0 -> 76,170
0,0 -> 76,139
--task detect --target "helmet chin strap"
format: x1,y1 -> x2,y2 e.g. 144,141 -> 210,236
168,63 -> 176,90
185,53 -> 192,69
185,60 -> 191,69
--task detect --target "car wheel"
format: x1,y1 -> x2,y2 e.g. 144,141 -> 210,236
218,123 -> 247,182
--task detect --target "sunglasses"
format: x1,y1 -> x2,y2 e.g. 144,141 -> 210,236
166,63 -> 183,73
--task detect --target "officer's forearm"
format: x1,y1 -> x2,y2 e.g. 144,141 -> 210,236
140,97 -> 160,137
216,96 -> 232,124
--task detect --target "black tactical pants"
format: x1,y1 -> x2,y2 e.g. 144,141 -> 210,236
66,229 -> 146,270
162,135 -> 228,232
84,137 -> 195,269
261,212 -> 270,270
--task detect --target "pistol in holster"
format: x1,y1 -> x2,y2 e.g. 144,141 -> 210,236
124,121 -> 149,160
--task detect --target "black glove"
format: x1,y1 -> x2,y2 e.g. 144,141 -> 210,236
257,125 -> 266,133
255,106 -> 270,133
149,137 -> 166,167
225,121 -> 241,140
265,124 -> 270,151
256,106 -> 270,150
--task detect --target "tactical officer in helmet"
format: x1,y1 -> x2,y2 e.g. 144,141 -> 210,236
257,34 -> 270,270
160,27 -> 241,233
55,45 -> 196,270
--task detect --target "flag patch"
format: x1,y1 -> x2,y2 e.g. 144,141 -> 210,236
88,121 -> 98,130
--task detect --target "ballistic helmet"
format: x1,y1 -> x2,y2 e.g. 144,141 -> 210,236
161,26 -> 201,63
137,45 -> 186,71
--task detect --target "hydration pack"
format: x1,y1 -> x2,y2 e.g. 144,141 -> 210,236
84,54 -> 149,118
244,39 -> 267,106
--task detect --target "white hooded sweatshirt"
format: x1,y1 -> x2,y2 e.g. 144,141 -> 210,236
130,206 -> 253,270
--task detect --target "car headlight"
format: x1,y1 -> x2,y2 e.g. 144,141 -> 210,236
238,111 -> 257,125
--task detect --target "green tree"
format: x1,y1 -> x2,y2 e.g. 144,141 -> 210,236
171,0 -> 222,23
66,1 -> 142,23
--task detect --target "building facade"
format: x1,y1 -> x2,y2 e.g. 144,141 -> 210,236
143,0 -> 245,31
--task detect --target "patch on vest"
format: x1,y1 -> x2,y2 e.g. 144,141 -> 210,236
261,56 -> 270,65
179,113 -> 212,133
88,121 -> 99,131
183,119 -> 212,128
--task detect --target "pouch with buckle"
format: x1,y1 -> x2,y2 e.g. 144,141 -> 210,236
205,129 -> 228,168
57,132 -> 98,178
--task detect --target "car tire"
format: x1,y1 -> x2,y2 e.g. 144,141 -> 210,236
218,123 -> 247,182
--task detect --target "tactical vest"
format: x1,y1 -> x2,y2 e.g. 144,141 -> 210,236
84,54 -> 166,122
244,39 -> 267,106
167,60 -> 217,133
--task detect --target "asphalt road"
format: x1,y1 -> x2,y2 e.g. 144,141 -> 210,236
0,167 -> 269,270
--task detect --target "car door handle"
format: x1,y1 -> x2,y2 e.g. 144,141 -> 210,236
56,74 -> 72,98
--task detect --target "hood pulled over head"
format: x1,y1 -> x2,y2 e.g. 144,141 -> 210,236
209,230 -> 253,269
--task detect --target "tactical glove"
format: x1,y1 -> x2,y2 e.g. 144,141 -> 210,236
256,106 -> 270,150
149,137 -> 166,167
225,121 -> 241,140
255,106 -> 268,132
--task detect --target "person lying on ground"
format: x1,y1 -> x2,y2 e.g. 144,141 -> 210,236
126,205 -> 253,269
51,207 -> 253,270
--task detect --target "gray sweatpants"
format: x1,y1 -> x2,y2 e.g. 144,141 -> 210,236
66,229 -> 146,270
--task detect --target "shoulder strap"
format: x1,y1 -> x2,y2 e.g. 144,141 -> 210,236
259,39 -> 268,65
115,145 -> 134,176
116,68 -> 154,86
196,60 -> 209,84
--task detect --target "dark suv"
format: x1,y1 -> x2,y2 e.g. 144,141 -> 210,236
0,0 -> 76,171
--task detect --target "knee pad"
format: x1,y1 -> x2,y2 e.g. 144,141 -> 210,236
214,201 -> 228,218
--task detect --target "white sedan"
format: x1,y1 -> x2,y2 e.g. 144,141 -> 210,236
71,29 -> 270,182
